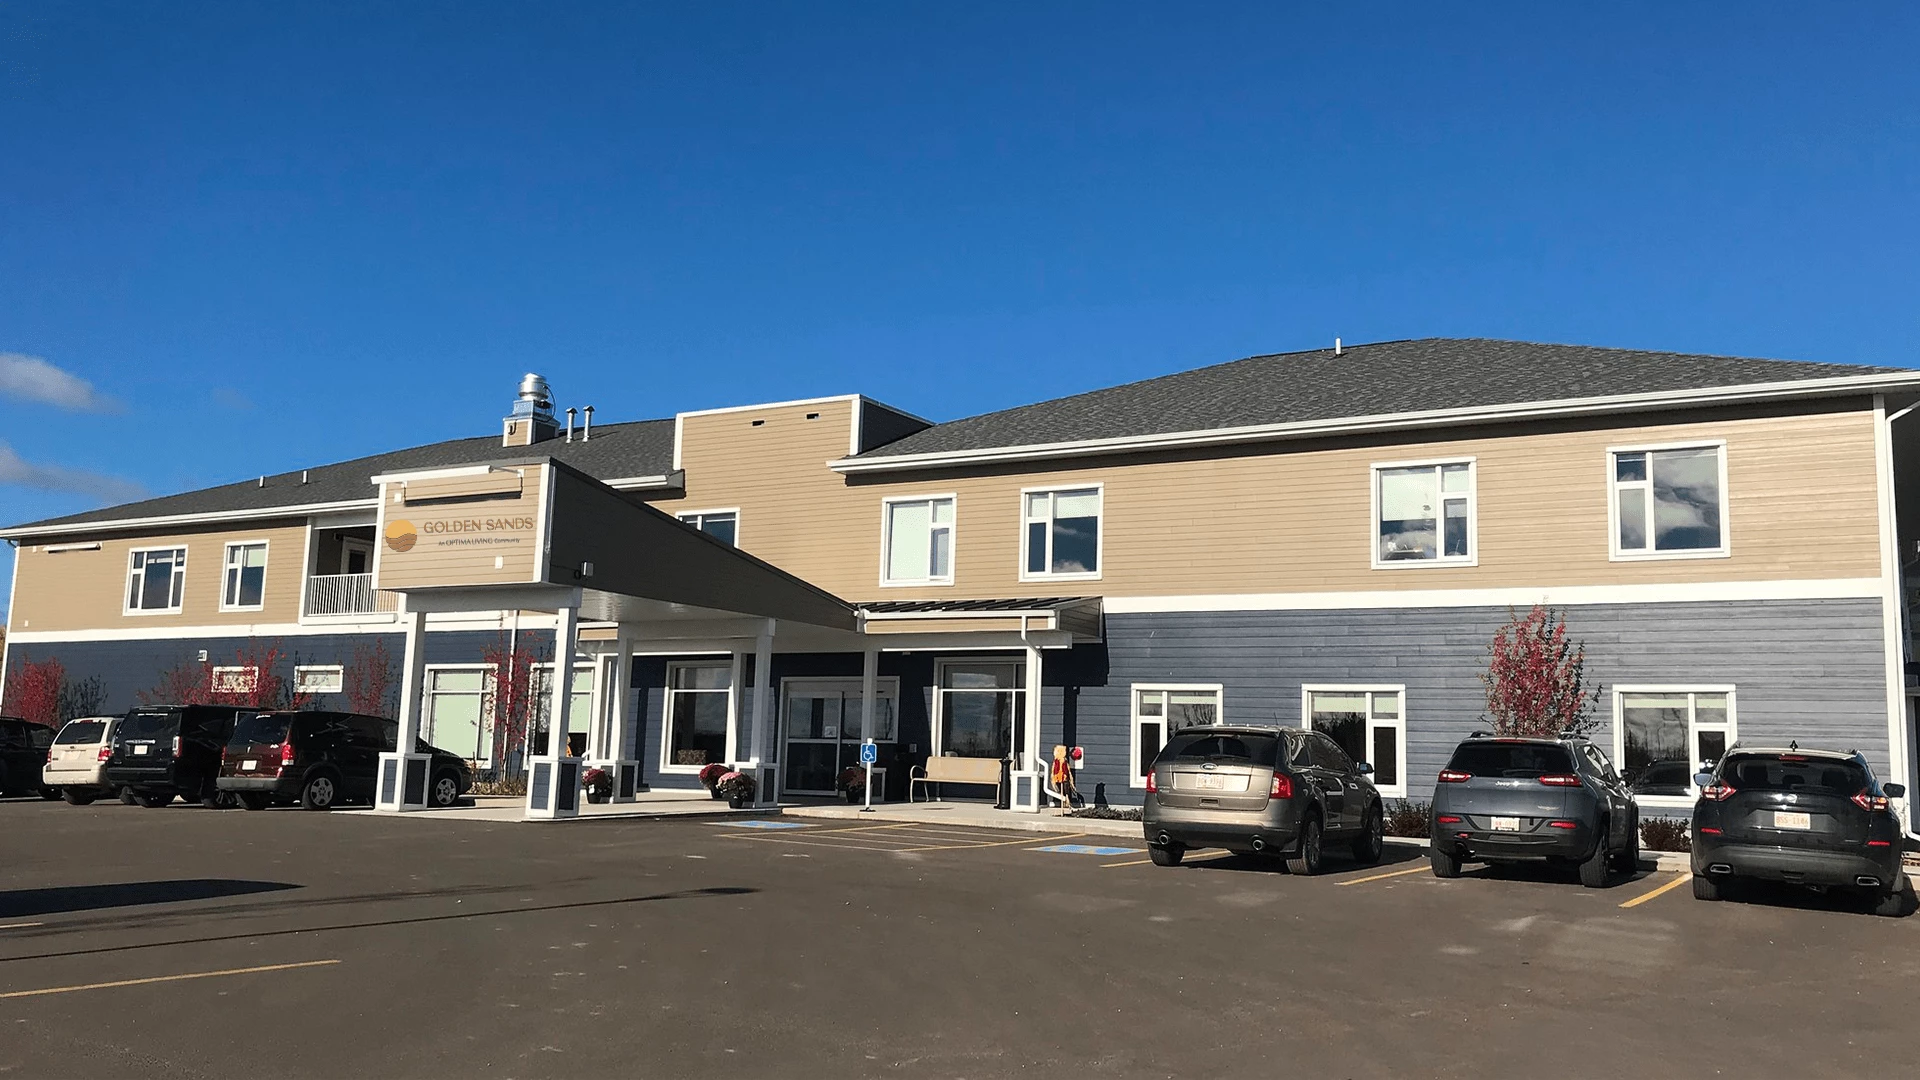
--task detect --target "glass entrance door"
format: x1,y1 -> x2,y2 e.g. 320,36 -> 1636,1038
781,679 -> 898,796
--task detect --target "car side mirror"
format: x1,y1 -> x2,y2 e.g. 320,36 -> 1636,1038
1355,762 -> 1374,775
1886,783 -> 1907,799
1693,772 -> 1715,788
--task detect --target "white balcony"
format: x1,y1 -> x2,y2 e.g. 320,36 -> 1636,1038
304,573 -> 399,617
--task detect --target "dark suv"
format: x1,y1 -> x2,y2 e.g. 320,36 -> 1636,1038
0,716 -> 57,798
1142,725 -> 1385,875
1429,733 -> 1640,887
218,710 -> 472,811
1691,746 -> 1909,916
106,705 -> 255,808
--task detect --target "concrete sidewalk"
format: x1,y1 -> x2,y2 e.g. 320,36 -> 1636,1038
784,799 -> 1147,838
339,789 -> 773,823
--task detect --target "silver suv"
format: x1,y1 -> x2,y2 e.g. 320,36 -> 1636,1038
1428,733 -> 1639,887
1142,725 -> 1385,875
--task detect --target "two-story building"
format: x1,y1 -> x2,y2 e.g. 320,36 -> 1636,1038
5,338 -> 1919,821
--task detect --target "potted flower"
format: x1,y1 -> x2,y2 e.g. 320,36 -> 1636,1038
837,765 -> 867,804
698,761 -> 731,800
716,769 -> 758,809
582,767 -> 613,804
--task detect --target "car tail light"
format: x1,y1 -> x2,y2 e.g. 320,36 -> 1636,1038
97,745 -> 112,762
1851,791 -> 1890,812
1868,839 -> 1892,847
1699,782 -> 1738,802
171,735 -> 182,758
1269,773 -> 1293,800
279,740 -> 296,768
1437,769 -> 1471,783
1700,827 -> 1722,835
1538,774 -> 1582,787
1548,820 -> 1578,829
46,749 -> 54,765
1144,771 -> 1158,794
1436,815 -> 1462,824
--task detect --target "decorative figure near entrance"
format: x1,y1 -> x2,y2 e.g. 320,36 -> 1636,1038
1047,744 -> 1081,815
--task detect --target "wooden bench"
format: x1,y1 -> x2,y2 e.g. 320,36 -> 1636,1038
908,756 -> 1003,803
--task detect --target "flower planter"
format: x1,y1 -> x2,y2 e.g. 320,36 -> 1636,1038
844,789 -> 862,804
709,788 -> 726,800
728,795 -> 750,809
586,790 -> 610,805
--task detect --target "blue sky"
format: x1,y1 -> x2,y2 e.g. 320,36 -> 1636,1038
2,3 -> 1917,603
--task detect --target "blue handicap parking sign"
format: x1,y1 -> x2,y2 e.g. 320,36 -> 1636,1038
859,742 -> 878,764
1030,844 -> 1144,856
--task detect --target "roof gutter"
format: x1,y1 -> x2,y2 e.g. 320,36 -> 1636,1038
829,371 -> 1920,474
0,498 -> 382,541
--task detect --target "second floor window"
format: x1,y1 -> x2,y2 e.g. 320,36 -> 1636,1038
1023,487 -> 1101,578
222,542 -> 268,610
677,510 -> 739,547
883,496 -> 954,585
1612,445 -> 1725,557
127,547 -> 187,614
1375,461 -> 1474,565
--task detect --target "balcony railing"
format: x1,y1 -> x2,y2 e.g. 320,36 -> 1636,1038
304,573 -> 399,617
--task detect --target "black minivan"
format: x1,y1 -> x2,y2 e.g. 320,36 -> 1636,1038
106,704 -> 255,808
218,710 -> 472,811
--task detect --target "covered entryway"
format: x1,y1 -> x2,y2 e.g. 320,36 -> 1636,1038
780,677 -> 900,796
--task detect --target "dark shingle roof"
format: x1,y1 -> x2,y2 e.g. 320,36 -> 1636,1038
853,338 -> 1905,461
7,419 -> 675,534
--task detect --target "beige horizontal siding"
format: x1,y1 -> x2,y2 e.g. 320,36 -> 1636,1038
665,402 -> 1884,603
9,522 -> 311,633
374,466 -> 547,590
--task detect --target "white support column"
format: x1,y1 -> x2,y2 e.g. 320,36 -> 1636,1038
527,603 -> 582,819
748,620 -> 776,806
376,606 -> 433,812
600,626 -> 641,801
1010,641 -> 1044,813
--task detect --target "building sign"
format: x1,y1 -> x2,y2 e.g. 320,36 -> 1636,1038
373,464 -> 550,591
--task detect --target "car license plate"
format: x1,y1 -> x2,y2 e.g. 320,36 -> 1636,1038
1491,816 -> 1521,832
1774,811 -> 1811,830
241,759 -> 257,772
133,744 -> 149,756
1195,773 -> 1227,790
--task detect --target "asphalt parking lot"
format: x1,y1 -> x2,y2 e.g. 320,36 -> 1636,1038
2,796 -> 1915,1079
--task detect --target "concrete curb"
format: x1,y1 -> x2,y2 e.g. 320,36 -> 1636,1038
780,805 -> 1146,838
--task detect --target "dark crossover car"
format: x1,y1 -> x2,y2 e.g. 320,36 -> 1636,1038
1691,746 -> 1909,916
104,705 -> 254,807
1143,724 -> 1385,875
1428,733 -> 1640,887
217,710 -> 472,810
0,716 -> 58,798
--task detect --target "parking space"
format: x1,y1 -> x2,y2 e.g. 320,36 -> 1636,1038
2,797 -> 1915,1078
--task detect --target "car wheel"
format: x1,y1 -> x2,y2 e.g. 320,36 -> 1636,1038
429,770 -> 461,809
300,773 -> 338,811
1350,803 -> 1385,865
135,791 -> 173,808
1693,874 -> 1722,901
118,787 -> 139,805
1148,843 -> 1185,867
236,792 -> 271,811
1579,830 -> 1612,888
38,785 -> 61,800
1430,844 -> 1462,879
61,789 -> 97,806
1871,885 -> 1910,918
1611,819 -> 1641,876
1285,814 -> 1325,876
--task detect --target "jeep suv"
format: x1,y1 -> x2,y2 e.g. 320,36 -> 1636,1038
1428,733 -> 1640,887
1691,746 -> 1909,916
1142,724 -> 1385,875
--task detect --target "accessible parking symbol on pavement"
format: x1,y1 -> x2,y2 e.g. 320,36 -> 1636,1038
1031,844 -> 1143,856
716,820 -> 811,830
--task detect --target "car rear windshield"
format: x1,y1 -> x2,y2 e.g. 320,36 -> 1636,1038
229,713 -> 292,748
118,710 -> 180,741
55,720 -> 108,744
1723,755 -> 1870,796
1446,742 -> 1576,779
1159,731 -> 1280,767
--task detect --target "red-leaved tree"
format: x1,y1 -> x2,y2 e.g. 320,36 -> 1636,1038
1482,604 -> 1598,736
5,657 -> 65,728
482,634 -> 540,772
343,637 -> 399,718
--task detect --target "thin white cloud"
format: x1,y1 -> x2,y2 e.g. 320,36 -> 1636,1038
0,441 -> 147,504
0,352 -> 121,412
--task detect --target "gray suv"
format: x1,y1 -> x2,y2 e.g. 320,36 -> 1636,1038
1142,725 -> 1385,875
1428,733 -> 1639,887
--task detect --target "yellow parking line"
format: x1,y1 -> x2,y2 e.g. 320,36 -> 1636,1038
0,959 -> 340,1001
0,923 -> 45,930
1102,850 -> 1235,868
1619,872 -> 1690,909
1338,865 -> 1430,887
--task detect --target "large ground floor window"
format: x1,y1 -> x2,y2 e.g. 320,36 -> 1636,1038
663,661 -> 733,770
782,678 -> 900,795
936,661 -> 1026,766
1615,686 -> 1735,800
1130,685 -> 1222,787
424,666 -> 491,763
531,663 -> 595,758
1302,685 -> 1405,797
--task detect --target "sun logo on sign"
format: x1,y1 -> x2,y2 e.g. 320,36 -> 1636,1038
384,519 -> 418,553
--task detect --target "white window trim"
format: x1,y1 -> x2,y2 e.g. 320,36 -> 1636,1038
210,665 -> 259,694
932,658 -> 1028,764
125,545 -> 189,616
422,663 -> 498,765
676,507 -> 742,547
1606,439 -> 1731,562
878,493 -> 958,588
659,658 -> 739,775
293,664 -> 344,695
1369,457 -> 1478,570
1611,684 -> 1738,809
1128,682 -> 1225,789
529,660 -> 599,764
1018,482 -> 1105,582
219,539 -> 271,613
1301,683 -> 1408,799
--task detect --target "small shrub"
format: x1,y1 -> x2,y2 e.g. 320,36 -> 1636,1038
470,774 -> 527,797
1070,806 -> 1142,821
1641,817 -> 1691,852
1384,799 -> 1431,838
